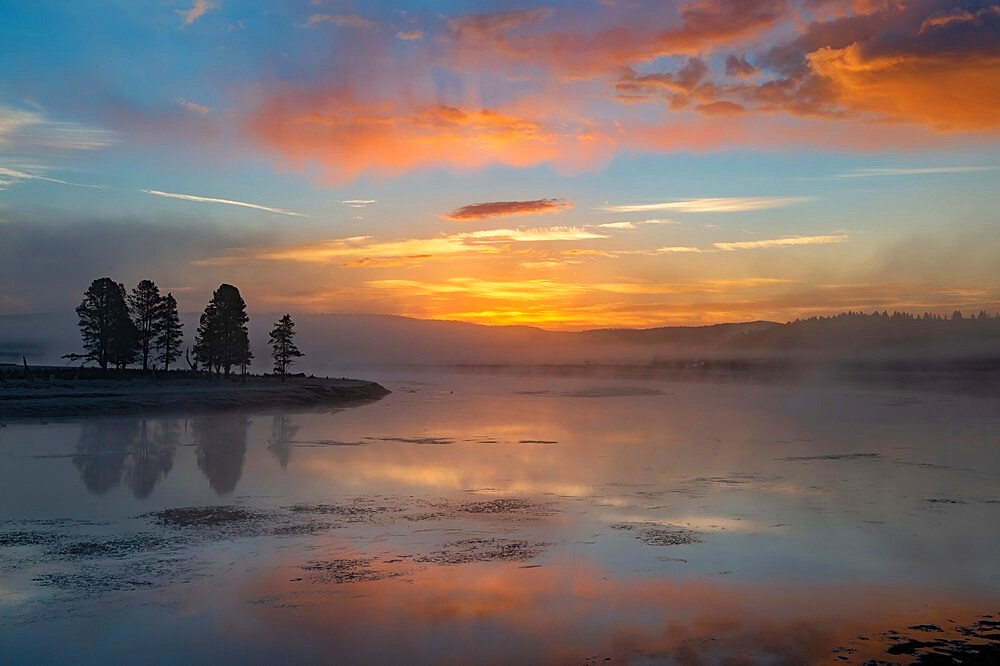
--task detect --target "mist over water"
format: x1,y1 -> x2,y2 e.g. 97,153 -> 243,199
2,368 -> 999,663
4,310 -> 999,371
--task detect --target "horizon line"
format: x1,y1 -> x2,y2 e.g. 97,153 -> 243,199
3,308 -> 997,334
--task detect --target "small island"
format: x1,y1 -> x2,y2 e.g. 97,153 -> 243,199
0,370 -> 389,420
0,277 -> 389,421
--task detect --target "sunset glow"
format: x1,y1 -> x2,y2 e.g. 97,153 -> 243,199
1,1 -> 998,328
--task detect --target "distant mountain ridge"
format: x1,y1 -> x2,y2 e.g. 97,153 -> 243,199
1,311 -> 997,373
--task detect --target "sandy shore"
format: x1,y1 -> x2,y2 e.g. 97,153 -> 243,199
0,375 -> 390,420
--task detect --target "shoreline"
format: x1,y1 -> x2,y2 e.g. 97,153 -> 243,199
0,373 -> 390,420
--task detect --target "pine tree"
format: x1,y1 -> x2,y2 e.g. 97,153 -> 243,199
193,300 -> 219,373
193,284 -> 251,376
154,292 -> 184,371
268,314 -> 304,380
235,327 -> 253,377
75,277 -> 137,370
108,282 -> 139,370
129,279 -> 161,371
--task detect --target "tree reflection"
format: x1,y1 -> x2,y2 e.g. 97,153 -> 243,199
123,420 -> 178,499
74,419 -> 177,497
267,413 -> 300,469
193,414 -> 249,495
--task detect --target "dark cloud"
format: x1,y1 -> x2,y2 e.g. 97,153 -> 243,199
724,54 -> 757,77
695,100 -> 747,115
441,198 -> 573,222
616,58 -> 717,108
617,0 -> 1000,128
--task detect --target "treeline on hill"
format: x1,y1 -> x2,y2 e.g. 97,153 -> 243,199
67,278 -> 304,378
580,310 -> 1000,354
738,310 -> 1000,352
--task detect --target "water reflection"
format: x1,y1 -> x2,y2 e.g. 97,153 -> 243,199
74,419 -> 177,498
193,414 -> 249,495
268,413 -> 299,469
124,420 -> 178,499
239,558 -> 996,664
3,371 -> 998,662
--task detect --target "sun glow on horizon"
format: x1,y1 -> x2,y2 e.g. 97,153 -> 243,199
0,1 -> 998,326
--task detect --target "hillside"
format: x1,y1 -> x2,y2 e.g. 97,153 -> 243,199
1,311 -> 997,373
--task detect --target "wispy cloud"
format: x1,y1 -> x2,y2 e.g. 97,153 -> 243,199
340,199 -> 376,208
561,249 -> 620,258
598,218 -> 678,230
592,278 -> 794,294
0,104 -> 116,151
178,0 -> 217,27
178,98 -> 210,114
307,13 -> 376,29
835,166 -> 999,178
141,189 -> 304,217
363,276 -> 798,302
459,226 -> 603,242
0,166 -> 107,190
396,30 -> 424,40
713,234 -> 849,251
367,278 -> 587,301
600,197 -> 813,213
919,6 -> 1000,34
656,246 -> 704,253
241,236 -> 483,265
443,198 -> 573,222
195,226 -> 605,266
342,256 -> 435,269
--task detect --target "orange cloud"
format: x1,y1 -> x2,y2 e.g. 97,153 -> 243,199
807,46 -> 1000,130
448,1 -> 791,77
442,198 -> 573,222
236,0 -> 997,185
178,0 -> 216,28
342,255 -> 434,269
195,227 -> 605,267
601,196 -> 812,213
919,6 -> 1000,34
247,95 -> 617,184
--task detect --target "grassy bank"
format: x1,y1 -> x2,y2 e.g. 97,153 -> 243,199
0,366 -> 390,420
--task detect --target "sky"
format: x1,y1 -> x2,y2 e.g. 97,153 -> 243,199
0,0 -> 998,329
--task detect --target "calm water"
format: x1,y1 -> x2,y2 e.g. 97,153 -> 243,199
1,369 -> 999,664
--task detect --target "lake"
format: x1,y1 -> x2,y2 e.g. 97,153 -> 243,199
1,368 -> 999,664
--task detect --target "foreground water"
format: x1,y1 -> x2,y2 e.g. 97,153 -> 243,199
1,369 -> 999,664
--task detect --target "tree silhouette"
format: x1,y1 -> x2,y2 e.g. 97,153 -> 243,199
268,314 -> 304,380
193,283 -> 251,376
129,279 -> 161,371
193,302 -> 219,373
109,311 -> 139,369
75,277 -> 137,370
155,292 -> 184,371
235,327 -> 253,377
